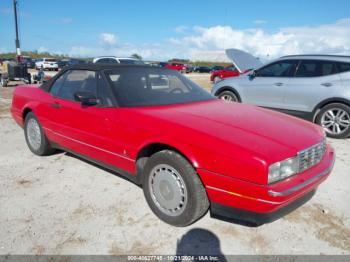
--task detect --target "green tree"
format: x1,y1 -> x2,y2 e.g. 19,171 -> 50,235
131,53 -> 142,60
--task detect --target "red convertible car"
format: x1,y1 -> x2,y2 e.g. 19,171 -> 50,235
11,64 -> 335,226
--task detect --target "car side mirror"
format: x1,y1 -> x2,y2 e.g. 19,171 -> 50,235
74,91 -> 98,106
249,70 -> 257,80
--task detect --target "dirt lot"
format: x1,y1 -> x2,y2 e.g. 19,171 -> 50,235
0,73 -> 350,256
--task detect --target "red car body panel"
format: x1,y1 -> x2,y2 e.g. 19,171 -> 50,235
164,63 -> 187,72
11,84 -> 334,218
210,64 -> 240,81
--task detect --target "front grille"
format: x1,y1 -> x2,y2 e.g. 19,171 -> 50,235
298,139 -> 327,173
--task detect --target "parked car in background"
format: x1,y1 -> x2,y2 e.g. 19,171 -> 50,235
164,62 -> 187,73
158,62 -> 168,68
22,56 -> 35,69
58,58 -> 86,69
35,58 -> 59,71
93,56 -> 144,65
211,66 -> 224,72
210,64 -> 240,83
194,66 -> 211,73
212,54 -> 350,138
11,63 -> 334,226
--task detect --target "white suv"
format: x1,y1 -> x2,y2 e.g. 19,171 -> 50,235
212,50 -> 350,138
93,56 -> 144,65
35,58 -> 59,71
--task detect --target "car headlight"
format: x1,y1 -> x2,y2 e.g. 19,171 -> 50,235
268,156 -> 299,184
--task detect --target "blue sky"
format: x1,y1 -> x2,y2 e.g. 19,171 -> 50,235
1,0 -> 350,60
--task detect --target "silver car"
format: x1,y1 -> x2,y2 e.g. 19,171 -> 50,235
211,53 -> 350,138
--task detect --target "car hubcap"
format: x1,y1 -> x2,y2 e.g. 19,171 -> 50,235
321,108 -> 350,135
220,94 -> 236,102
149,164 -> 187,216
27,118 -> 42,150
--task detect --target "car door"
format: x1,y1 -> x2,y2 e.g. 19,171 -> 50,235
43,69 -> 130,169
241,60 -> 297,108
283,60 -> 342,113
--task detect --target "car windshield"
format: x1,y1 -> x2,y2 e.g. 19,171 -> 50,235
105,67 -> 214,107
118,59 -> 144,65
46,59 -> 57,62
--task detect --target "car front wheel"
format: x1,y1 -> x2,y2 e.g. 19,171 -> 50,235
142,150 -> 209,227
24,112 -> 55,155
218,90 -> 239,102
316,103 -> 350,138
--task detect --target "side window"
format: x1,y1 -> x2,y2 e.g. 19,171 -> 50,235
257,61 -> 296,77
54,70 -> 97,101
96,58 -> 107,63
295,60 -> 337,77
96,58 -> 117,64
50,71 -> 69,96
97,74 -> 114,107
337,62 -> 350,73
321,62 -> 337,76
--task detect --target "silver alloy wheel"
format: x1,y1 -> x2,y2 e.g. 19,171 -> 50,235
321,108 -> 350,135
27,118 -> 42,150
219,93 -> 237,102
220,94 -> 233,101
148,164 -> 188,216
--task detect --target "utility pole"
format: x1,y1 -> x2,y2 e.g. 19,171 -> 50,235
13,0 -> 21,61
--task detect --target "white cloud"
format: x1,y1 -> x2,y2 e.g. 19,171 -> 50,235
253,20 -> 267,25
67,18 -> 350,61
174,25 -> 188,33
38,46 -> 48,53
170,19 -> 350,61
100,33 -> 118,46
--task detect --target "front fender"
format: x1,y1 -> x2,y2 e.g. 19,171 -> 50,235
136,136 -> 202,169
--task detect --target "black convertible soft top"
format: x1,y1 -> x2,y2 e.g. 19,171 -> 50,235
40,63 -> 155,92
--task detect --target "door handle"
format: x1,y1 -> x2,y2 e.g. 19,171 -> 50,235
274,82 -> 284,86
50,102 -> 61,108
321,82 -> 332,87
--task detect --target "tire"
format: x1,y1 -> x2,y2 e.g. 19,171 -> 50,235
24,112 -> 55,155
142,150 -> 209,226
0,75 -> 7,87
218,90 -> 239,102
214,76 -> 222,84
316,103 -> 350,139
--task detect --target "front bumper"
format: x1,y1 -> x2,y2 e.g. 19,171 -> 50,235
198,144 -> 335,225
210,189 -> 316,226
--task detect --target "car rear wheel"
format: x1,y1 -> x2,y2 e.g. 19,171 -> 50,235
0,75 -> 8,87
142,150 -> 209,226
24,112 -> 55,155
218,90 -> 239,102
214,76 -> 222,84
316,103 -> 350,139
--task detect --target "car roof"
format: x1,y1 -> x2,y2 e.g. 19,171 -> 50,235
280,54 -> 350,62
40,63 -> 169,92
62,63 -> 153,71
93,56 -> 138,60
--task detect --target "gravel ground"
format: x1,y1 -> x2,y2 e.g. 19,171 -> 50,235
0,74 -> 349,256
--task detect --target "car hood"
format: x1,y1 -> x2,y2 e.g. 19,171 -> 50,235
225,48 -> 263,73
136,99 -> 324,164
